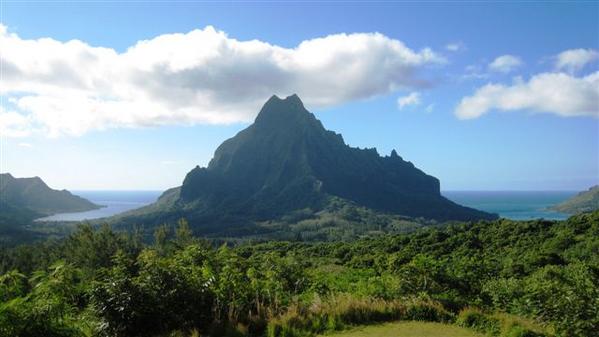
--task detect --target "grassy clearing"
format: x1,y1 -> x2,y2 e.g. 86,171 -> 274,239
318,321 -> 484,337
266,295 -> 453,337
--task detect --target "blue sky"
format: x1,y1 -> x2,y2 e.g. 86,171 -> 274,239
1,2 -> 598,191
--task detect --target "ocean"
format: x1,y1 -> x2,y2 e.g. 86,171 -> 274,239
36,190 -> 578,222
442,190 -> 578,220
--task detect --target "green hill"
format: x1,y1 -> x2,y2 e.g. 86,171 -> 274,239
0,173 -> 100,234
0,200 -> 42,224
0,173 -> 100,215
551,185 -> 599,214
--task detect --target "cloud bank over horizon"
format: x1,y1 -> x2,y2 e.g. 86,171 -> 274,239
0,24 -> 444,137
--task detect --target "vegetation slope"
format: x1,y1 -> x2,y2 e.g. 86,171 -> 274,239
551,185 -> 599,214
0,173 -> 100,242
1,211 -> 597,337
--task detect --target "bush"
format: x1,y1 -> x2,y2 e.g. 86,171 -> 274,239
457,308 -> 501,336
503,325 -> 546,337
0,297 -> 84,337
457,309 -> 550,337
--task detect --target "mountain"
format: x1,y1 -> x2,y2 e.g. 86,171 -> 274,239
117,95 -> 496,233
0,173 -> 100,224
551,185 -> 599,214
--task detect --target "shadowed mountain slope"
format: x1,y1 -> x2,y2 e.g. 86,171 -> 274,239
117,95 -> 496,232
0,173 -> 100,219
0,173 -> 100,239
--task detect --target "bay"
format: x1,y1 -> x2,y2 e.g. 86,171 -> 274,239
36,190 -> 162,222
443,190 -> 577,220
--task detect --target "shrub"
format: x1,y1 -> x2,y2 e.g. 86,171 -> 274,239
457,309 -> 551,337
503,325 -> 546,337
457,308 -> 501,336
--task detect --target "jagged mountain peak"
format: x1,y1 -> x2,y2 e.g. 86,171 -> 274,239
171,95 -> 497,223
114,95 -> 497,232
264,93 -> 304,107
254,94 -> 318,128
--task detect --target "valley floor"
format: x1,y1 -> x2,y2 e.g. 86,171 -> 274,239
319,322 -> 484,337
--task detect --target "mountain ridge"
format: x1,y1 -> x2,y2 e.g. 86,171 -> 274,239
114,94 -> 496,233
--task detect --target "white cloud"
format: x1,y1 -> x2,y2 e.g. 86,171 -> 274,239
397,92 -> 421,109
488,55 -> 523,73
555,48 -> 598,73
18,142 -> 33,148
0,107 -> 32,138
446,42 -> 465,52
460,64 -> 489,81
455,72 -> 599,119
0,24 -> 445,137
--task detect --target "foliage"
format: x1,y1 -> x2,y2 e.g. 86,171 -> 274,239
0,211 -> 597,336
0,262 -> 87,337
457,309 -> 548,337
551,185 -> 599,214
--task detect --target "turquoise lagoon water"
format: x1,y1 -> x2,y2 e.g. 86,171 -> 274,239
37,190 -> 577,222
443,190 -> 578,220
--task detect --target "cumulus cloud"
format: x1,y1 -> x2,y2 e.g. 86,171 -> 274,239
555,48 -> 598,73
0,24 -> 444,137
397,92 -> 421,109
455,72 -> 599,119
488,55 -> 523,73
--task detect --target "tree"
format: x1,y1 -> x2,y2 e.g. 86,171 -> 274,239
154,224 -> 170,255
175,218 -> 193,247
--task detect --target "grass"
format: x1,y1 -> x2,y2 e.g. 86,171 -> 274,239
318,321 -> 485,337
266,295 -> 453,337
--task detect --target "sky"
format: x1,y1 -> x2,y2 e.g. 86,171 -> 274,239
0,2 -> 598,191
